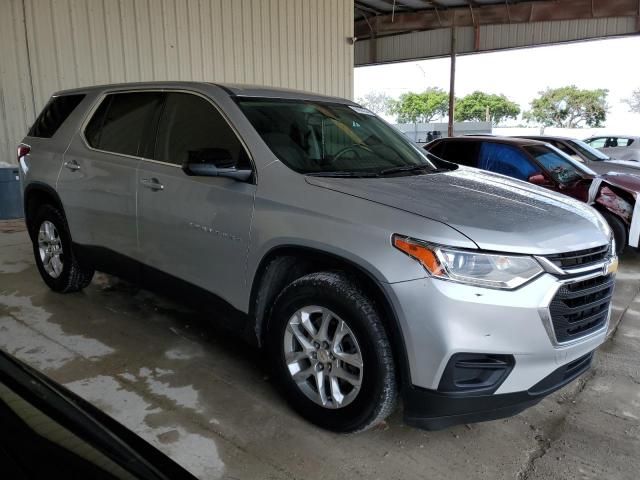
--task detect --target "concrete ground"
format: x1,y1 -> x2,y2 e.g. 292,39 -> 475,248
1,218 -> 639,480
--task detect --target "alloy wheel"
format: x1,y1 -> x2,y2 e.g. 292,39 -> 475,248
283,306 -> 364,409
38,220 -> 64,278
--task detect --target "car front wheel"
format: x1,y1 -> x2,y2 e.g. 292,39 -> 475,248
601,210 -> 627,255
268,271 -> 397,432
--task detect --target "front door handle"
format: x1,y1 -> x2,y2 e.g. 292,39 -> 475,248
140,177 -> 164,191
64,160 -> 81,171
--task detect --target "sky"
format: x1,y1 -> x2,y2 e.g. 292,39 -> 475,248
354,36 -> 640,131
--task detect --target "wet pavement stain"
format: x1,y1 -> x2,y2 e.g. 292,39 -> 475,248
2,220 -> 640,480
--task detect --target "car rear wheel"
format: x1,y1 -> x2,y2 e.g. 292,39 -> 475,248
268,271 -> 397,432
31,205 -> 94,292
600,210 -> 626,255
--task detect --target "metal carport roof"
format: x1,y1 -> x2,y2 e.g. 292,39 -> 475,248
354,0 -> 640,65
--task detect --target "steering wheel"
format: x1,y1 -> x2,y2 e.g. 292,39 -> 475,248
332,144 -> 369,163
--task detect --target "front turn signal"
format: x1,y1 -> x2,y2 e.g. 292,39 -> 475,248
392,235 -> 445,276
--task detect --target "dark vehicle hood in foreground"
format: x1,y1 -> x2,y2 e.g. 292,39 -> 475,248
0,350 -> 197,480
306,168 -> 609,254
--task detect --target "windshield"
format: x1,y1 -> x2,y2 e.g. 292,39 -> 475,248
524,144 -> 594,183
236,98 -> 440,176
567,139 -> 610,161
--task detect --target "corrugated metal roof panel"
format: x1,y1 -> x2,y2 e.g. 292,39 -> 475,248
356,16 -> 639,65
481,16 -> 637,50
355,25 -> 475,64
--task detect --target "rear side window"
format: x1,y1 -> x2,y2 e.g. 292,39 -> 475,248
85,92 -> 163,157
479,142 -> 538,181
435,140 -> 480,167
154,92 -> 250,168
28,94 -> 85,138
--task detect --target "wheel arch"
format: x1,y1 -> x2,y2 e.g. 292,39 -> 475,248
23,182 -> 66,241
249,245 -> 411,388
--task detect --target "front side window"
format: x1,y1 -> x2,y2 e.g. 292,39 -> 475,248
477,142 -> 538,181
610,137 -> 633,147
586,137 -> 606,148
85,92 -> 163,157
523,145 -> 593,184
29,94 -> 85,138
154,93 -> 250,169
236,98 -> 439,175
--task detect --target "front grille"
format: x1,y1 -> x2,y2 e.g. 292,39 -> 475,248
545,245 -> 609,270
549,275 -> 614,342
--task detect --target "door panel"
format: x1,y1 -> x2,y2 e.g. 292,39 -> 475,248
58,137 -> 140,258
137,91 -> 256,309
137,162 -> 255,309
57,91 -> 163,260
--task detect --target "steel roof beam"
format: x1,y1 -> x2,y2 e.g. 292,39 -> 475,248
355,0 -> 640,39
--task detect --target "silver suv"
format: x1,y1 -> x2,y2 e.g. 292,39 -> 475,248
18,82 -> 617,432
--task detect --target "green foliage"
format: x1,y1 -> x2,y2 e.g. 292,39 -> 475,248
624,88 -> 640,114
524,85 -> 609,128
389,88 -> 450,123
356,91 -> 394,116
455,91 -> 520,126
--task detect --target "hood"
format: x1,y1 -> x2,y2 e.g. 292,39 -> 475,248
589,160 -> 640,177
306,168 -> 610,255
600,171 -> 640,196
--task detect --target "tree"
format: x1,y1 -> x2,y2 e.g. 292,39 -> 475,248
623,88 -> 640,114
455,91 -> 520,125
524,85 -> 608,128
356,90 -> 393,116
389,88 -> 449,123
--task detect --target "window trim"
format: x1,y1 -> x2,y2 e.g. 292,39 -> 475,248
79,88 -> 256,179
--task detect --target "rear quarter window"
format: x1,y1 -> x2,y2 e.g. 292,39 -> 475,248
28,94 -> 85,138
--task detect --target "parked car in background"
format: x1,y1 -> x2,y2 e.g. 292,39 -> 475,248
583,135 -> 640,162
20,83 -> 616,432
516,135 -> 640,176
0,349 -> 197,479
425,136 -> 640,253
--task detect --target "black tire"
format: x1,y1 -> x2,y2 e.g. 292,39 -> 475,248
268,271 -> 397,433
600,210 -> 627,255
30,204 -> 94,293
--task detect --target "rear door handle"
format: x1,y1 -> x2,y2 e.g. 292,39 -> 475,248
64,160 -> 81,171
140,177 -> 164,191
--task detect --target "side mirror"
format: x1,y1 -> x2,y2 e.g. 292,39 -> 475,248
183,148 -> 252,182
528,173 -> 552,186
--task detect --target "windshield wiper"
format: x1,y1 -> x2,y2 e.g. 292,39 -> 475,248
378,164 -> 440,176
305,171 -> 380,178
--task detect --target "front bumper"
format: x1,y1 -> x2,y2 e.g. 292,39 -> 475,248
385,268 -> 611,428
404,351 -> 594,430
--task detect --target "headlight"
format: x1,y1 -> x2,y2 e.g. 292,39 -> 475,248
393,235 -> 544,289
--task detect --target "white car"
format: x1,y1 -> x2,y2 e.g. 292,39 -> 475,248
584,135 -> 640,162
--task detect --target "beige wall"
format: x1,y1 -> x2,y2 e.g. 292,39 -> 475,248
0,0 -> 354,165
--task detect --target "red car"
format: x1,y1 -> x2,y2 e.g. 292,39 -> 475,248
425,136 -> 640,254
